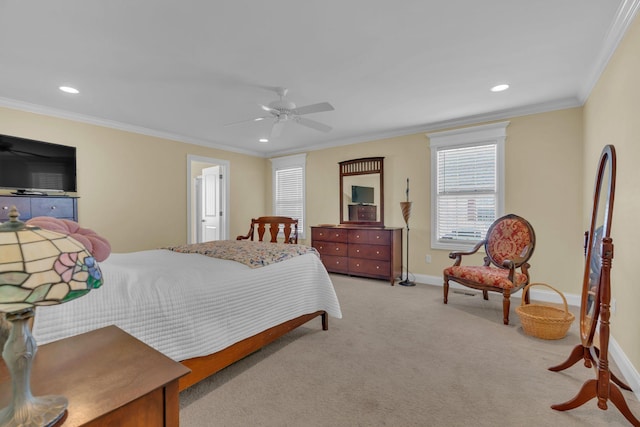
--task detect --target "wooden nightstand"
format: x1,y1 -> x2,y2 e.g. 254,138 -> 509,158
0,325 -> 190,426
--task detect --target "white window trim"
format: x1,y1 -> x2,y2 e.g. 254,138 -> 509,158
270,153 -> 307,239
427,121 -> 508,251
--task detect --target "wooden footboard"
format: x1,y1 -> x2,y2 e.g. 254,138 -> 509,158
178,310 -> 327,391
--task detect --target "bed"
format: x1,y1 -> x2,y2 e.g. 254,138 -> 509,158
31,241 -> 342,391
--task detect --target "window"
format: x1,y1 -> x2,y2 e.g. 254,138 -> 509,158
427,122 -> 508,250
271,153 -> 306,238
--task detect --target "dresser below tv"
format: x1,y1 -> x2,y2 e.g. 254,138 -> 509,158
311,225 -> 402,285
0,194 -> 78,222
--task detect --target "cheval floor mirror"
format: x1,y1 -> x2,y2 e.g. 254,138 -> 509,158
549,145 -> 640,426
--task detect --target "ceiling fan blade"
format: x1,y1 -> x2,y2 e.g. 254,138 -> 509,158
223,116 -> 269,127
292,102 -> 334,116
294,117 -> 332,132
270,120 -> 286,138
260,104 -> 280,115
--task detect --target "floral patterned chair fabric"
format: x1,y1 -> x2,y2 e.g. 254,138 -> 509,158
443,214 -> 536,325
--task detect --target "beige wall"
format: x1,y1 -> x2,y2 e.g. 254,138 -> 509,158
0,107 -> 266,252
3,102 -> 584,290
584,13 -> 640,368
305,109 -> 585,293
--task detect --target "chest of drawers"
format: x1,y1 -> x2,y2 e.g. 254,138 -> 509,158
311,225 -> 402,285
0,194 -> 78,222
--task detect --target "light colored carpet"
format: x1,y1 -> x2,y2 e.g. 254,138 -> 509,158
180,274 -> 640,426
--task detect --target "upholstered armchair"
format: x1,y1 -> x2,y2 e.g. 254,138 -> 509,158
236,216 -> 299,244
442,214 -> 536,325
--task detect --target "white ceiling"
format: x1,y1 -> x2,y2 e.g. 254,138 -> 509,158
0,1 -> 638,157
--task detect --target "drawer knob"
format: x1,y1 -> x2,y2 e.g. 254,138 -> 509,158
376,251 -> 380,255
356,263 -> 360,267
356,249 -> 360,253
376,236 -> 380,239
376,266 -> 380,269
2,206 -> 7,210
335,233 -> 339,237
50,206 -> 56,210
335,247 -> 339,251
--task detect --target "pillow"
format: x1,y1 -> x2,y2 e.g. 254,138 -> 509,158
26,216 -> 111,262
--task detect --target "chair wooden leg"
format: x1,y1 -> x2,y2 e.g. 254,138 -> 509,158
443,276 -> 449,304
482,290 -> 489,300
502,292 -> 511,325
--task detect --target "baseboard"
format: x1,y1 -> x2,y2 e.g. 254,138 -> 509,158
413,273 -> 640,401
609,336 -> 640,401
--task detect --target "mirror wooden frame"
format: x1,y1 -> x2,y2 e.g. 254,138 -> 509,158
549,145 -> 640,425
339,157 -> 384,227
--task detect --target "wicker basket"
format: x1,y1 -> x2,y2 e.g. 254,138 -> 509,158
515,282 -> 575,340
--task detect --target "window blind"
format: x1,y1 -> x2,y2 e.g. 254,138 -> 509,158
436,143 -> 497,243
275,166 -> 304,231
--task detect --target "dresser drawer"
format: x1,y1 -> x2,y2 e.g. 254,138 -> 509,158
314,241 -> 348,257
348,229 -> 391,245
321,255 -> 349,274
31,197 -> 75,219
348,244 -> 390,261
0,197 -> 31,221
312,227 -> 348,243
311,225 -> 401,285
348,258 -> 390,278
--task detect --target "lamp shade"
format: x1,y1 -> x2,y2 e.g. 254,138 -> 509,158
400,201 -> 412,225
0,206 -> 103,313
0,206 -> 103,427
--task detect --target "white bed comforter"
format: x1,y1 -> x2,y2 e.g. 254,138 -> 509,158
32,249 -> 342,361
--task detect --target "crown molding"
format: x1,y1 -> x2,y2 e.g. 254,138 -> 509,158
266,96 -> 582,157
578,0 -> 640,102
0,97 -> 263,157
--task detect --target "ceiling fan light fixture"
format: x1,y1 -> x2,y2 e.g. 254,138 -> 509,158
227,87 -> 334,137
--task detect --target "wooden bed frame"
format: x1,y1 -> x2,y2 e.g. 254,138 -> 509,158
178,310 -> 327,391
16,213 -> 332,393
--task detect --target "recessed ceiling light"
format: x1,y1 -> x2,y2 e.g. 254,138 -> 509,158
59,86 -> 79,94
490,84 -> 509,92
259,138 -> 269,143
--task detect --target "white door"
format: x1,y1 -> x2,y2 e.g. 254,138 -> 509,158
187,155 -> 229,244
200,165 -> 221,242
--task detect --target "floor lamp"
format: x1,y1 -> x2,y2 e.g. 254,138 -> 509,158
399,178 -> 415,286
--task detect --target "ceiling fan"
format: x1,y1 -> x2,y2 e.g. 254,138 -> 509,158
225,87 -> 334,139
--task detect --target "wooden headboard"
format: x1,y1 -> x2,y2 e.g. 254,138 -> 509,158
236,216 -> 298,244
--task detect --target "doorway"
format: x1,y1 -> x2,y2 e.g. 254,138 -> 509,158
187,155 -> 230,243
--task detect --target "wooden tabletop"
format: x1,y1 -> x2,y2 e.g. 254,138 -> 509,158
0,325 -> 190,426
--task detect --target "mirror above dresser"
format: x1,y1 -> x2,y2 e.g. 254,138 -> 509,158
339,157 -> 384,227
311,157 -> 402,285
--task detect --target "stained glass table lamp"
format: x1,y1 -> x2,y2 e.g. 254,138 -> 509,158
0,206 -> 103,427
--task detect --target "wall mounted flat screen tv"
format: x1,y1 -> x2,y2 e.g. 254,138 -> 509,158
0,134 -> 77,193
351,185 -> 374,205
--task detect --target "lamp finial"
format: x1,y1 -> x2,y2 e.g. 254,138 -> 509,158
0,206 -> 29,232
